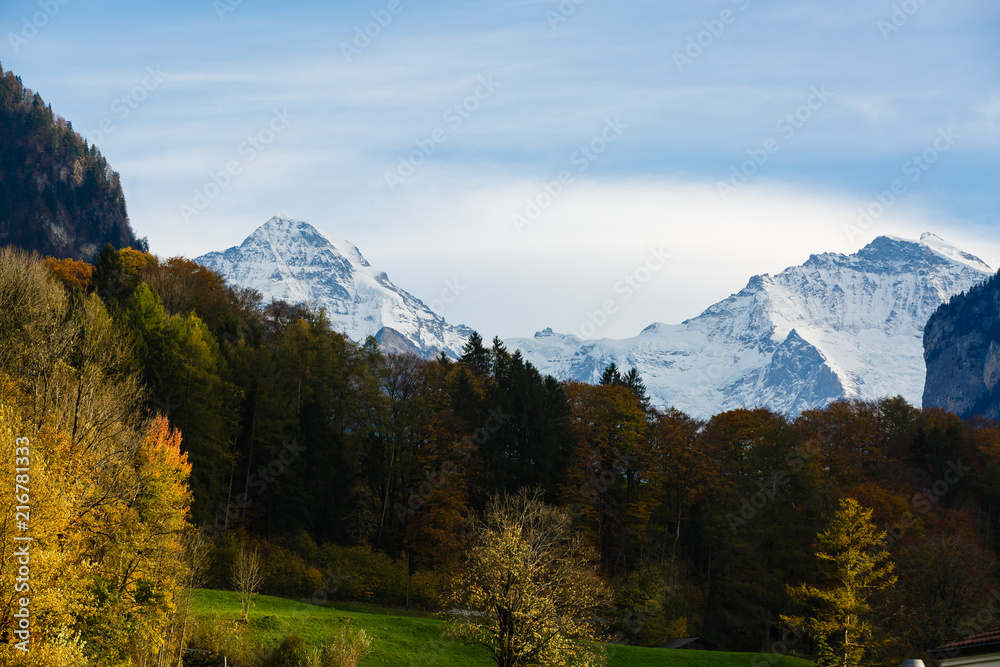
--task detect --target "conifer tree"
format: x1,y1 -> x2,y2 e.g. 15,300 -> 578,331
782,498 -> 897,667
460,331 -> 490,377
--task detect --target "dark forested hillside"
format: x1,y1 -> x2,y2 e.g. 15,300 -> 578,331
0,63 -> 137,260
924,270 -> 1000,420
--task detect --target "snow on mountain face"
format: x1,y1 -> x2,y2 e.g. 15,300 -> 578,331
196,216 -> 474,359
507,234 -> 993,418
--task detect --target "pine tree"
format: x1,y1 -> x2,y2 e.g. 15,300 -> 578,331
600,362 -> 622,386
460,331 -> 490,376
89,243 -> 126,303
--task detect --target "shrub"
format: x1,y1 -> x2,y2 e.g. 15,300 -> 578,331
262,634 -> 309,667
307,624 -> 372,667
409,568 -> 449,609
186,615 -> 267,667
259,541 -> 324,598
318,545 -> 405,606
0,627 -> 88,667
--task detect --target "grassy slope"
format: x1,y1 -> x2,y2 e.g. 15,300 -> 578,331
191,590 -> 813,667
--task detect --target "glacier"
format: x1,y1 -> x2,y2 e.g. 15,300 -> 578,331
506,233 -> 993,418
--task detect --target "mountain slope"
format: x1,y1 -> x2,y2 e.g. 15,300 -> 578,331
196,216 -> 473,358
507,234 -> 993,418
923,270 -> 1000,420
0,64 -> 136,260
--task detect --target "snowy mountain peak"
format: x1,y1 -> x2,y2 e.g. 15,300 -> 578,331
196,216 -> 473,359
249,215 -> 373,271
507,233 -> 993,418
918,232 -> 993,273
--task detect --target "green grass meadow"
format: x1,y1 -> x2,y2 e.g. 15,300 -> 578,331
190,589 -> 814,667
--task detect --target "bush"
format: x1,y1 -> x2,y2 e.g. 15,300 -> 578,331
612,565 -> 689,646
186,615 -> 267,667
318,545 -> 405,606
259,541 -> 324,598
182,650 -> 226,667
409,568 -> 449,609
307,624 -> 372,667
207,533 -> 326,600
262,634 -> 309,667
0,628 -> 87,667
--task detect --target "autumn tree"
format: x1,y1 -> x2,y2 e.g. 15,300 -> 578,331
698,408 -> 820,648
0,250 -> 193,665
44,256 -> 93,291
562,381 -> 650,576
783,498 -> 897,667
124,284 -> 239,522
447,490 -> 610,667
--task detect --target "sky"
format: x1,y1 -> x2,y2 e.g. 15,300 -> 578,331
2,0 -> 999,340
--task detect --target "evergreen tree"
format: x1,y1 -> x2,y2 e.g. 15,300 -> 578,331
89,243 -> 127,305
623,366 -> 650,410
460,331 -> 490,376
600,362 -> 622,386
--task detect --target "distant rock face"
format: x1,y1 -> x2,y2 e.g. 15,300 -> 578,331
508,233 -> 993,418
923,272 -> 1000,420
196,216 -> 474,359
728,329 -> 845,416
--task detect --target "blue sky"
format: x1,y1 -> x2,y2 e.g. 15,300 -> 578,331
2,0 -> 998,339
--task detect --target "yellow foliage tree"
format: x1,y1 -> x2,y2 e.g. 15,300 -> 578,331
782,498 -> 897,667
0,249 -> 194,666
446,490 -> 611,667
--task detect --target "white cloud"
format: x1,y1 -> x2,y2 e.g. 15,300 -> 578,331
293,174 -> 999,340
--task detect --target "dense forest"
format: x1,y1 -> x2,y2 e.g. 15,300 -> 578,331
1,243 -> 996,665
0,63 -> 138,261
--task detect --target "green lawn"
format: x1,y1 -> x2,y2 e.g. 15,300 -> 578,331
190,589 -> 813,667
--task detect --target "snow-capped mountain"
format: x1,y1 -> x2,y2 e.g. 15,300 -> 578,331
506,233 -> 993,418
196,216 -> 474,358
